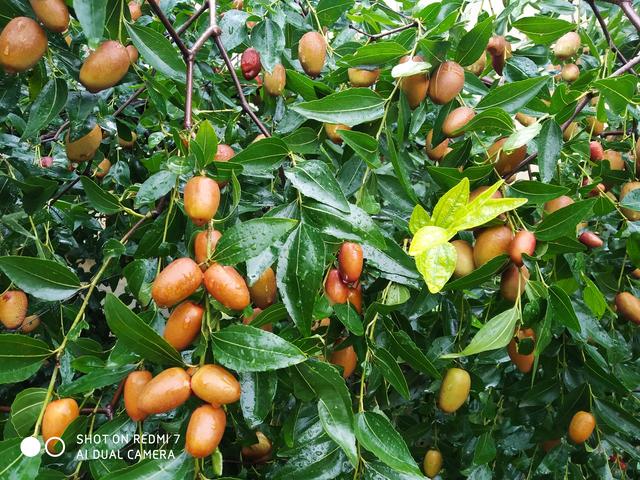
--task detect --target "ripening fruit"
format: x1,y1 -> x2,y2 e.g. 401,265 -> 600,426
42,398 -> 79,448
126,45 -> 139,64
554,31 -> 581,60
129,1 -> 142,21
118,132 -> 137,148
544,195 -> 574,214
138,367 -> 191,415
509,230 -> 536,266
163,302 -> 204,351
263,63 -> 286,96
0,290 -> 28,329
241,47 -> 262,80
347,284 -> 362,314
423,449 -> 443,478
473,226 -> 513,267
568,411 -> 596,444
243,307 -> 272,331
79,41 -> 130,93
579,231 -> 603,249
428,61 -> 464,105
632,269 -> 640,279
330,341 -> 357,378
500,264 -> 529,302
151,258 -> 203,308
325,123 -> 351,144
21,314 -> 41,333
507,328 -> 536,373
590,141 -> 604,161
586,116 -> 605,135
563,122 -> 580,141
94,158 -> 111,179
561,63 -> 579,82
298,31 -> 326,78
29,0 -> 70,32
124,370 -> 152,421
242,431 -> 272,462
438,367 -> 471,413
635,139 -> 640,163
466,53 -> 486,76
0,17 -> 47,73
191,364 -> 241,405
213,144 -> 235,187
621,182 -> 640,221
602,150 -> 625,171
442,106 -> 475,138
338,242 -> 363,283
194,229 -> 222,267
487,137 -> 527,175
186,405 -> 226,458
425,130 -> 450,161
398,55 -> 429,109
249,267 -> 277,309
515,112 -> 536,127
232,0 -> 243,8
325,268 -> 349,304
487,36 -> 506,57
40,156 -> 54,168
66,125 -> 102,162
451,240 -> 475,278
348,67 -> 380,87
204,263 -> 251,310
184,176 -> 220,226
615,292 -> 640,324
469,186 -> 502,202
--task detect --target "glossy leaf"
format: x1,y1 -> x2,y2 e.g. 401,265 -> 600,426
292,89 -> 385,127
0,256 -> 81,301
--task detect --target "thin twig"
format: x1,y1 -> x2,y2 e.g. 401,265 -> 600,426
619,0 -> 640,33
586,0 -> 629,65
349,21 -> 418,40
146,0 -> 190,58
48,159 -> 95,205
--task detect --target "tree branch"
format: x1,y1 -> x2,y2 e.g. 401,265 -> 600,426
585,0 -> 629,65
48,159 -> 95,205
619,0 -> 640,33
146,0 -> 190,58
349,21 -> 418,40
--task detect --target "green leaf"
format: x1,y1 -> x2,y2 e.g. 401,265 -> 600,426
512,17 -> 575,44
0,438 -> 42,480
507,181 -> 569,204
212,324 -> 307,371
409,226 -> 450,256
283,127 -> 320,154
317,0 -> 354,25
503,122 -> 542,151
219,9 -> 249,51
80,177 -> 122,214
445,254 -> 509,290
365,461 -> 427,480
342,41 -> 408,66
476,77 -> 549,114
473,432 -> 497,464
339,130 -> 380,168
214,218 -> 298,265
8,176 -> 58,215
126,23 -> 186,82
239,371 -> 278,428
442,307 -> 519,358
10,388 -> 46,437
593,398 -> 640,440
58,364 -> 134,396
0,334 -> 51,384
536,120 -> 562,183
409,205 -> 432,234
415,242 -> 457,293
355,411 -> 422,476
74,0 -> 107,48
582,276 -> 606,318
193,120 -> 218,170
548,286 -> 581,332
371,346 -> 410,400
104,294 -> 184,366
463,108 -> 514,134
431,177 -> 470,228
387,133 -> 419,204
0,256 -> 81,301
232,137 -> 289,176
385,327 -> 441,379
134,170 -> 176,208
292,89 -> 385,127
22,79 -> 68,139
620,188 -> 640,212
103,452 -> 194,479
593,75 -> 636,114
535,199 -> 595,241
252,19 -> 285,73
285,161 -> 349,212
332,303 -> 364,336
455,17 -> 493,66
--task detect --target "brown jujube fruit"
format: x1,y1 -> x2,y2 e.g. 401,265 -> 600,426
509,230 -> 536,266
214,144 -> 235,187
451,240 -> 475,278
191,364 -> 241,405
151,258 -> 203,308
466,53 -> 486,76
568,411 -> 596,444
590,141 -> 604,161
138,367 -> 191,414
348,67 -> 380,87
263,63 -> 286,96
473,225 -> 513,267
94,158 -> 111,179
428,61 -> 464,105
118,132 -> 137,148
186,405 -> 226,458
249,267 -> 277,309
241,47 -> 262,80
442,106 -> 475,137
542,439 -> 561,452
298,31 -> 326,78
488,137 -> 527,175
602,150 -> 624,171
30,0 -> 70,32
194,229 -> 222,267
586,116 -> 605,135
554,31 -> 581,59
330,341 -> 357,378
561,63 -> 579,82
620,182 -> 640,221
183,175 -> 220,226
338,242 -> 363,283
487,36 -> 506,56
21,314 -> 41,333
79,41 -> 130,93
579,231 -> 603,249
243,307 -> 272,332
507,328 -> 536,373
425,130 -> 449,161
163,301 -> 204,351
0,290 -> 28,329
438,367 -> 471,413
325,123 -> 351,144
500,264 -> 529,302
615,292 -> 640,324
204,263 -> 250,310
423,449 -> 443,478
325,268 -> 348,304
42,398 -> 79,448
544,195 -> 574,214
66,125 -> 102,162
631,269 -> 640,279
126,45 -> 139,64
469,186 -> 502,202
515,112 -> 536,127
398,55 -> 429,109
124,370 -> 152,421
347,284 -> 362,314
242,431 -> 272,462
129,1 -> 142,21
0,17 -> 47,73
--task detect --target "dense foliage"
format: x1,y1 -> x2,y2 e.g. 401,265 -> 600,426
1,0 -> 640,478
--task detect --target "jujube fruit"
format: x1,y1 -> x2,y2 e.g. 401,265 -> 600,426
118,132 -> 137,148
490,38 -> 511,75
204,263 -> 250,310
487,137 -> 527,175
183,175 -> 220,226
469,185 -> 502,202
542,438 -> 561,452
325,123 -> 351,144
330,341 -> 357,378
563,121 -> 579,141
151,258 -> 203,307
185,405 -> 226,458
94,158 -> 111,179
263,63 -> 286,96
428,61 -> 464,105
507,328 -> 536,373
243,307 -> 272,332
129,1 -> 142,21
325,268 -> 348,304
124,370 -> 152,421
425,130 -> 449,161
586,116 -> 605,135
0,17 -> 47,73
298,31 -> 326,78
579,231 -> 603,249
620,182 -> 640,221
338,242 -> 363,283
242,431 -> 272,462
615,292 -> 640,324
515,112 -> 536,127
348,67 -> 380,87
126,45 -> 139,64
0,290 -> 28,329
602,149 -> 624,170
163,301 -> 204,351
249,267 -> 277,309
500,264 -> 529,302
568,411 -> 596,444
214,144 -> 235,187
438,367 -> 471,413
42,398 -> 79,448
423,449 -> 443,478
544,195 -> 573,214
241,47 -> 262,80
40,156 -> 54,168
29,0 -> 70,32
487,36 -> 506,57
66,125 -> 102,162
451,240 -> 475,278
21,314 -> 41,333
509,230 -> 536,266
347,283 -> 362,314
561,63 -> 579,82
398,55 -> 429,109
590,141 -> 604,161
191,364 -> 241,405
138,367 -> 191,414
194,229 -> 222,267
554,31 -> 581,59
473,225 -> 513,267
466,53 -> 486,76
442,106 -> 475,137
79,41 -> 130,93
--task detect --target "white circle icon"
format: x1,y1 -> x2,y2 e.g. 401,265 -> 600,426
44,437 -> 65,457
20,437 -> 41,457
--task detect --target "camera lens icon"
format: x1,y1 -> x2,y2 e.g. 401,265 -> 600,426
21,436 -> 66,457
44,437 -> 66,457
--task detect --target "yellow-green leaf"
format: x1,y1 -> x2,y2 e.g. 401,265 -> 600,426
415,242 -> 457,293
432,177 -> 470,228
409,205 -> 432,234
453,198 -> 528,231
409,226 -> 449,257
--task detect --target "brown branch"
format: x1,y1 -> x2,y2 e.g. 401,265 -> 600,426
146,0 -> 190,58
349,21 -> 418,40
586,0 -> 629,65
48,158 -> 95,206
619,0 -> 640,33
